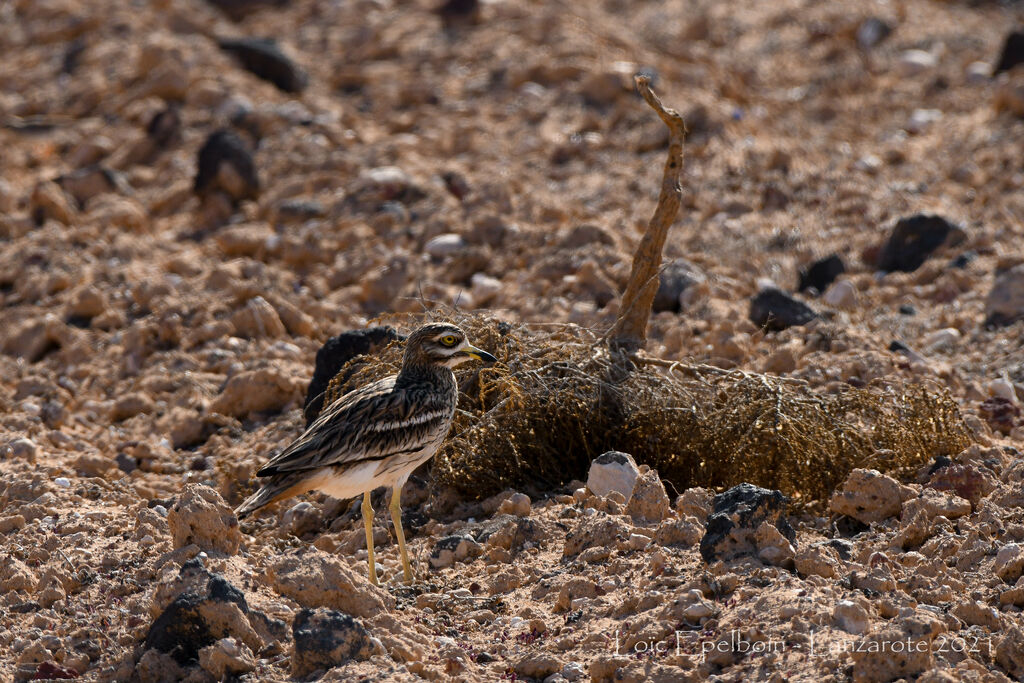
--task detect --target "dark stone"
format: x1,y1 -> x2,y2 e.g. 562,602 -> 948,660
928,455 -> 953,475
899,304 -> 917,316
888,340 -> 911,353
303,326 -> 404,425
10,601 -> 41,614
979,397 -> 1021,436
831,514 -> 869,539
823,539 -> 853,561
749,288 -> 819,331
653,260 -> 704,313
146,105 -> 182,148
472,514 -> 543,551
115,452 -> 138,473
592,451 -> 632,467
856,17 -> 892,50
143,563 -> 251,665
250,610 -> 288,643
430,534 -> 474,562
699,483 -> 796,563
441,171 -> 471,201
797,254 -> 845,294
33,661 -> 79,680
218,37 -> 308,93
995,30 -> 1024,75
950,251 -> 976,269
291,608 -> 374,678
205,0 -> 290,21
877,214 -> 960,273
435,0 -> 480,24
274,198 -> 325,222
193,129 -> 259,203
41,401 -> 65,429
61,38 -> 86,75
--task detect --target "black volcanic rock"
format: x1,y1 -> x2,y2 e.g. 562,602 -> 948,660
292,608 -> 375,678
218,37 -> 308,93
749,288 -> 819,331
304,327 -> 404,425
700,483 -> 796,563
193,129 -> 259,203
798,254 -> 845,294
877,214 -> 961,273
653,259 -> 704,313
145,560 -> 253,665
995,30 -> 1024,75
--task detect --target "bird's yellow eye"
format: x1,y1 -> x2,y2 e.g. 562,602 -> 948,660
440,335 -> 457,346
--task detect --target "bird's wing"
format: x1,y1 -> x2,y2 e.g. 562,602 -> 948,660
256,374 -> 451,476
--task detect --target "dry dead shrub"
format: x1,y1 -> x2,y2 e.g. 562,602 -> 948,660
321,311 -> 972,507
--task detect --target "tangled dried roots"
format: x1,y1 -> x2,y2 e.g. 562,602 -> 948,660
320,312 -> 973,507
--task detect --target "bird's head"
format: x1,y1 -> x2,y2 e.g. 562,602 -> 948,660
403,322 -> 497,368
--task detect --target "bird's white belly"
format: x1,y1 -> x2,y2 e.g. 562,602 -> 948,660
303,461 -> 388,499
305,447 -> 432,499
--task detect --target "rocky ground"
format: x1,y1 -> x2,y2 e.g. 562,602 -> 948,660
3,0 -> 1024,680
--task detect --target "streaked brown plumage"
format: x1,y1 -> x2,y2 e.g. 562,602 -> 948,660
235,322 -> 496,584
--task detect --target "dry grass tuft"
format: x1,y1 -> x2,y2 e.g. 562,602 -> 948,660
321,312 -> 972,507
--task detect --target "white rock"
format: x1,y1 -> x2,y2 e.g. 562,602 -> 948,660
965,61 -> 991,84
834,600 -> 870,634
54,477 -> 71,488
823,279 -> 857,309
498,492 -> 531,517
923,327 -> 961,353
995,543 -> 1024,582
854,154 -> 883,174
682,599 -> 715,621
906,108 -> 942,134
990,376 -> 1018,403
470,273 -> 503,305
586,451 -> 640,499
425,233 -> 467,258
899,49 -> 938,76
626,534 -> 649,551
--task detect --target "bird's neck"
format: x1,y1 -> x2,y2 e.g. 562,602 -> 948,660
395,363 -> 455,389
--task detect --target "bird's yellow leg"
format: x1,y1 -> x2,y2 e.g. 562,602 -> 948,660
362,493 -> 378,586
389,487 -> 414,584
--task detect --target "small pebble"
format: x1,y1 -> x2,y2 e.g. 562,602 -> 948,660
823,280 -> 857,309
425,233 -> 467,258
899,49 -> 938,76
966,61 -> 991,84
54,477 -> 71,488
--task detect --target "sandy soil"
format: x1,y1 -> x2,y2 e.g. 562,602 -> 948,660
2,0 -> 1024,680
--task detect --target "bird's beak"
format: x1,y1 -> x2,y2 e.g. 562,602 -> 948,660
461,344 -> 497,363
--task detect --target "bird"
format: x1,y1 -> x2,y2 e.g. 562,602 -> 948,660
235,322 -> 497,585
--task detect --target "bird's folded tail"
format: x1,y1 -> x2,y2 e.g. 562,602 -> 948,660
235,472 -> 314,519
